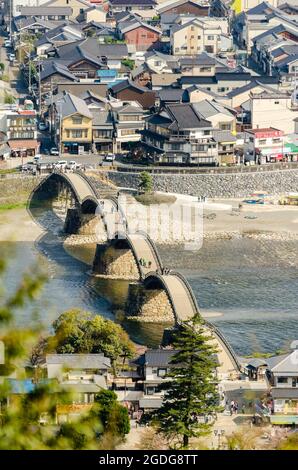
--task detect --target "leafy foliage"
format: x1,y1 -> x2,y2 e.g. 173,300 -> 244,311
95,390 -> 130,438
152,314 -> 220,449
139,172 -> 153,193
0,261 -> 130,449
49,309 -> 136,366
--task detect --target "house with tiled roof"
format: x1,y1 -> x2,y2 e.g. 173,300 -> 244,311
117,19 -> 161,52
142,103 -> 217,165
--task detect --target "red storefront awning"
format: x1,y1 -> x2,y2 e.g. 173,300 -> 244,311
8,140 -> 39,151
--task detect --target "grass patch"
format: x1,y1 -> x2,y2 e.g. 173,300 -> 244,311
0,168 -> 18,175
135,192 -> 177,206
0,202 -> 27,211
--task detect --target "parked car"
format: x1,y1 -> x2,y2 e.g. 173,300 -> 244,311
8,53 -> 16,62
22,162 -> 36,172
38,121 -> 48,131
66,161 -> 81,170
4,40 -> 12,48
53,160 -> 67,170
104,153 -> 116,162
50,147 -> 59,156
33,154 -> 41,163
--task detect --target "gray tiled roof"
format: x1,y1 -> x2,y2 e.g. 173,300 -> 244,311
271,387 -> 298,399
139,397 -> 163,408
193,100 -> 233,119
179,52 -> 216,67
40,61 -> 78,82
158,88 -> 185,102
46,353 -> 111,369
165,103 -> 212,130
213,130 -> 237,143
20,6 -> 72,16
145,349 -> 178,367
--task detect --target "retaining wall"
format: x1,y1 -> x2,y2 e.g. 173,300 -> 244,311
107,169 -> 298,198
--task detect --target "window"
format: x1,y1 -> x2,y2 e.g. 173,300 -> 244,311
272,138 -> 281,144
191,26 -> 195,31
197,35 -> 201,39
170,143 -> 181,151
146,387 -> 156,395
277,377 -> 288,383
154,61 -> 161,67
258,139 -> 266,145
220,123 -> 231,131
157,368 -> 167,377
121,129 -> 136,136
72,116 -> 83,125
191,35 -> 194,39
207,35 -> 214,40
274,101 -> 280,104
200,67 -> 211,73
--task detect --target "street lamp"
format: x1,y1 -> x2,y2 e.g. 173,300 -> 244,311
214,429 -> 225,450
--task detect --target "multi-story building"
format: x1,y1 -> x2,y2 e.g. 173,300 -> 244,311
266,350 -> 298,426
112,102 -> 145,152
170,16 -> 230,55
142,103 -> 218,165
250,90 -> 298,134
5,101 -> 39,157
58,92 -> 93,154
244,127 -> 285,163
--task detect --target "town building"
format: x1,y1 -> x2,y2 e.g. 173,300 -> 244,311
3,101 -> 39,158
244,127 -> 285,163
156,0 -> 210,16
116,19 -> 161,52
57,92 -> 93,154
142,103 -> 217,165
170,16 -> 231,55
250,90 -> 298,134
112,101 -> 145,152
109,79 -> 156,109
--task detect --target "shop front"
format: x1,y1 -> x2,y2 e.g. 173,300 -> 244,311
8,139 -> 40,158
62,142 -> 91,155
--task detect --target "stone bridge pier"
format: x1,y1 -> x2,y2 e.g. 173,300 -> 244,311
92,240 -> 140,279
125,282 -> 175,323
64,208 -> 103,236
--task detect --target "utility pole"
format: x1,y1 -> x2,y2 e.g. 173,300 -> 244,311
38,60 -> 42,117
9,0 -> 12,44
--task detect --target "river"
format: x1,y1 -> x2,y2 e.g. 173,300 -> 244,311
1,205 -> 298,355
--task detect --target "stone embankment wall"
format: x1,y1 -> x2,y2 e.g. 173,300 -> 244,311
93,244 -> 139,279
0,175 -> 43,205
107,170 -> 298,198
125,283 -> 174,323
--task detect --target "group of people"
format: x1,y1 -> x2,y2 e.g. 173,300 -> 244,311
228,400 -> 242,415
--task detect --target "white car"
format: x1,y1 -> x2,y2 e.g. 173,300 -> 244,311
38,121 -> 48,131
66,161 -> 81,170
33,154 -> 42,163
4,40 -> 12,48
50,147 -> 59,156
9,53 -> 16,62
53,160 -> 67,170
104,153 -> 116,162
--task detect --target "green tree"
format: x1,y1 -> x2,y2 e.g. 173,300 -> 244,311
0,63 -> 5,72
4,93 -> 16,105
152,314 -> 220,449
139,171 -> 153,193
95,390 -> 130,438
50,309 -> 135,368
0,261 -> 129,449
121,58 -> 135,70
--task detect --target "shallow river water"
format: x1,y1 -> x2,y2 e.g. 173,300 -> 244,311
2,206 -> 298,355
